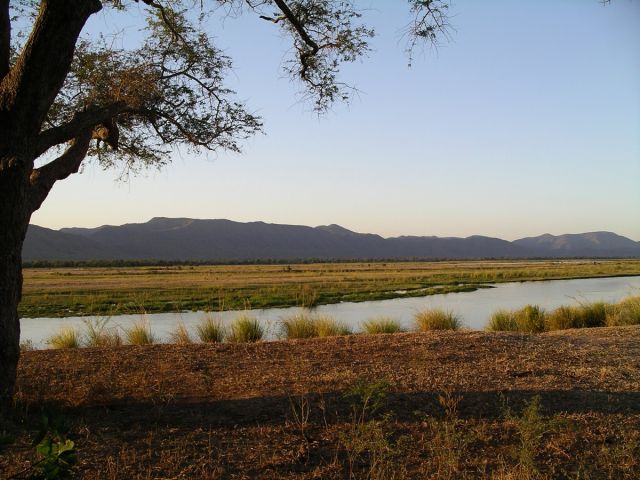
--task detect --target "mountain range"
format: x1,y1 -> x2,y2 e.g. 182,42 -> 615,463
22,217 -> 640,261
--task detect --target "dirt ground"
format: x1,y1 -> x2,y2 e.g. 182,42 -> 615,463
3,327 -> 640,479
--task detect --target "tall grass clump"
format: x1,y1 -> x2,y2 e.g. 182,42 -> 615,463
196,315 -> 225,343
314,315 -> 351,337
577,301 -> 607,328
361,317 -> 403,335
606,295 -> 640,326
228,315 -> 263,343
124,319 -> 156,345
414,308 -> 462,331
487,309 -> 518,332
170,322 -> 193,344
281,313 -> 316,339
47,326 -> 82,349
82,317 -> 122,347
513,305 -> 546,333
545,305 -> 580,331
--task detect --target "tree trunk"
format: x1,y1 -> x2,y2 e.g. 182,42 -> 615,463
0,159 -> 30,414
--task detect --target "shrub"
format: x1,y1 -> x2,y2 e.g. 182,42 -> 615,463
228,315 -> 263,343
124,319 -> 156,345
361,317 -> 403,334
170,322 -> 193,344
281,313 -> 317,339
196,315 -> 225,343
415,308 -> 462,331
513,305 -> 546,333
82,317 -> 122,347
487,309 -> 517,332
314,315 -> 352,337
47,326 -> 82,349
607,295 -> 640,326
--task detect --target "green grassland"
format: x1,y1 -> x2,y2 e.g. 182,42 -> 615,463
19,259 -> 640,318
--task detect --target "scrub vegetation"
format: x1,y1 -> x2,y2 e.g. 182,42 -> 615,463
19,259 -> 640,318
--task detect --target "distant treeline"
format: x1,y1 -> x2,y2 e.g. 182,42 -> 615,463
21,257 -> 626,268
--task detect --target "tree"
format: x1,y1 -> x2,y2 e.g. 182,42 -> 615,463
0,0 -> 450,411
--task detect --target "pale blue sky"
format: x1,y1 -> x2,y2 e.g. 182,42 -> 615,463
31,0 -> 640,240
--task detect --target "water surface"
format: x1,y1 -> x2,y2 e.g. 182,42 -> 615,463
21,275 -> 640,348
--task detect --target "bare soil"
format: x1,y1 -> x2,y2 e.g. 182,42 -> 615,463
2,327 -> 640,479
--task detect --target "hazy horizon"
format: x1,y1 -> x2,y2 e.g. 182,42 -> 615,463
30,1 -> 640,241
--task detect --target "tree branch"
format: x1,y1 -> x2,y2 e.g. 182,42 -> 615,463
1,0 -> 102,137
36,101 -> 128,157
0,0 -> 9,80
272,0 -> 319,54
28,130 -> 93,212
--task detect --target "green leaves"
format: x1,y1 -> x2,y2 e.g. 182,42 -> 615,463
27,415 -> 78,480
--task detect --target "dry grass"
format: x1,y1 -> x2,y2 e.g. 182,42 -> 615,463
227,315 -> 263,343
281,313 -> 351,339
124,318 -> 156,345
5,326 -> 639,479
361,317 -> 404,334
415,308 -> 462,331
195,314 -> 225,343
606,295 -> 640,326
82,317 -> 122,347
46,326 -> 82,349
170,322 -> 193,344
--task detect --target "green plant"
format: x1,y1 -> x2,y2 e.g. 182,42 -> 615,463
281,313 -> 317,339
46,327 -> 81,349
514,305 -> 546,333
362,317 -> 403,334
28,415 -> 77,480
227,315 -> 263,343
487,309 -> 518,331
124,319 -> 156,345
170,322 -> 193,344
576,301 -> 607,328
82,317 -> 122,347
415,308 -> 462,331
196,315 -> 225,343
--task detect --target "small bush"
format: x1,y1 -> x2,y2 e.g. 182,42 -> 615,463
124,319 -> 156,345
361,317 -> 403,334
170,322 -> 193,344
607,295 -> 640,326
83,317 -> 122,347
196,315 -> 225,343
415,308 -> 462,331
228,315 -> 263,343
487,309 -> 518,332
314,315 -> 351,337
47,327 -> 82,349
514,305 -> 546,333
281,313 -> 317,339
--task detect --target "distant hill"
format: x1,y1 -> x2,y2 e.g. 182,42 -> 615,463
22,217 -> 640,262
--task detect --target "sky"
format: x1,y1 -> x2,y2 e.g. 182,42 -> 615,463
29,0 -> 640,241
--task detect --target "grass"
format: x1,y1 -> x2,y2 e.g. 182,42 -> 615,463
414,308 -> 462,331
82,317 -> 122,347
195,314 -> 225,343
606,295 -> 640,326
46,326 -> 82,349
487,309 -> 518,332
280,313 -> 351,339
361,317 -> 404,334
227,315 -> 263,343
18,259 -> 640,318
281,313 -> 317,339
124,319 -> 156,345
170,322 -> 193,344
